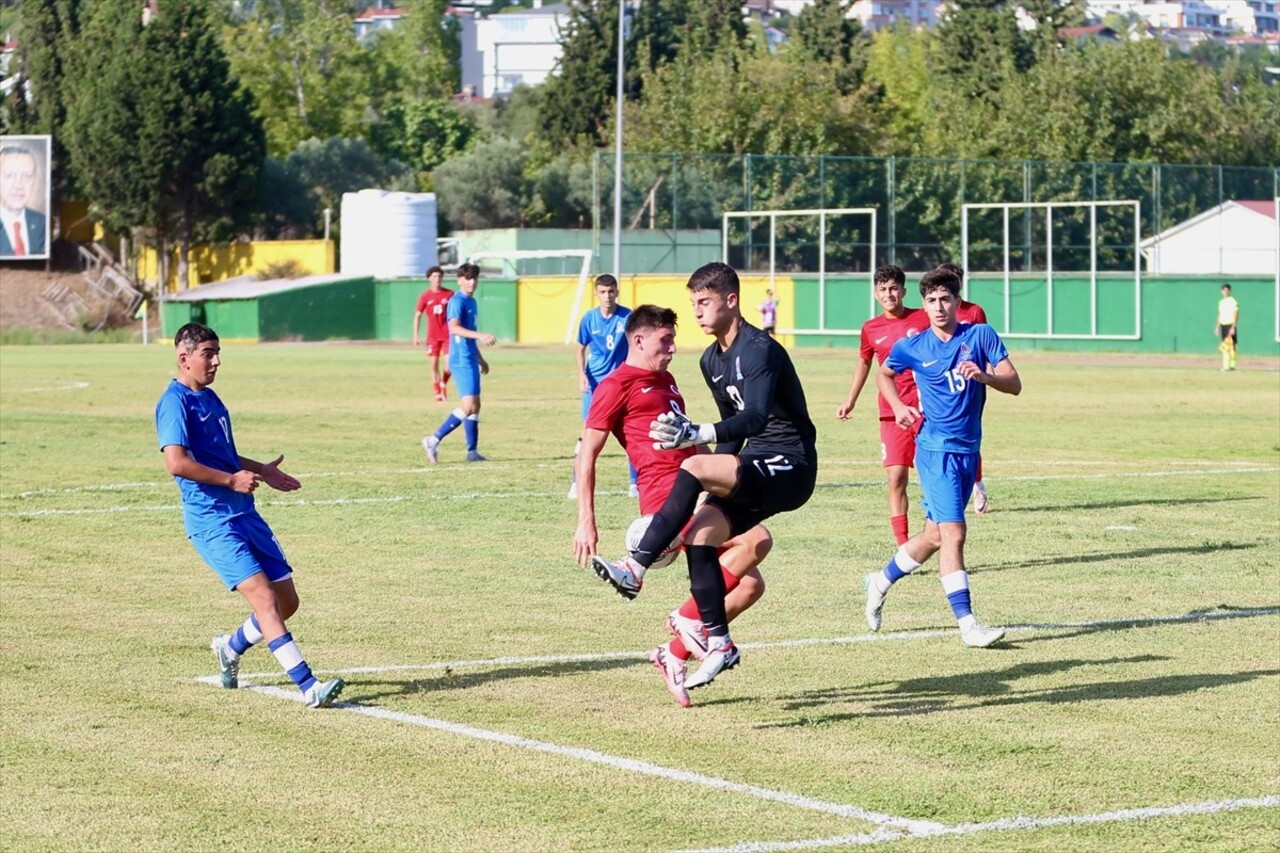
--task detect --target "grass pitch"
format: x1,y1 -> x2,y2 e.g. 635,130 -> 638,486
1,342 -> 1277,851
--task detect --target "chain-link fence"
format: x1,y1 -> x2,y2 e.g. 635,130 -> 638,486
592,152 -> 1279,273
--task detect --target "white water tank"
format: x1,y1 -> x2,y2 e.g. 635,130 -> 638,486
340,190 -> 438,278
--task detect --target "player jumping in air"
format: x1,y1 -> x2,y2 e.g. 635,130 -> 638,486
572,304 -> 772,707
592,262 -> 817,690
866,266 -> 1021,647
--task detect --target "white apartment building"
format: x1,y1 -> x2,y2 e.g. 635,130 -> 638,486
459,3 -> 568,99
851,0 -> 941,30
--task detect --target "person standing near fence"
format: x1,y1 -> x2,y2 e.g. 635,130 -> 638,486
413,266 -> 454,401
1216,283 -> 1239,372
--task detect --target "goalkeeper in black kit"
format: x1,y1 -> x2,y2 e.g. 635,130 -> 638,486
592,262 -> 818,690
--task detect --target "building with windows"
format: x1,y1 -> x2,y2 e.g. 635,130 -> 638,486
459,3 -> 568,99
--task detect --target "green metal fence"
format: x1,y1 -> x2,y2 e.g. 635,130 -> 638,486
592,153 -> 1279,273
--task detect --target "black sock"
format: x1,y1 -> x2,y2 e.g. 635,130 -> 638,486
632,469 -> 702,568
687,544 -> 729,636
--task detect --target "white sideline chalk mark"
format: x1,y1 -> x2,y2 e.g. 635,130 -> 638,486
676,795 -> 1280,852
1107,525 -> 1139,530
242,684 -> 942,833
6,465 -> 1279,517
5,461 -> 1277,506
201,607 -> 1280,683
16,380 -> 90,393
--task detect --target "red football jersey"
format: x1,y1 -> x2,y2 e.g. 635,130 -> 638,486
860,308 -> 930,419
585,364 -> 696,515
957,300 -> 987,325
416,288 -> 455,344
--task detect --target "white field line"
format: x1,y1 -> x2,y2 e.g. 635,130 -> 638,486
676,795 -> 1280,852
0,458 -> 1270,500
200,606 -> 1280,686
242,684 -> 943,833
5,466 -> 1278,517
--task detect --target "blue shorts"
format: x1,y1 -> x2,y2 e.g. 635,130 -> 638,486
190,512 -> 292,590
916,448 -> 978,524
451,361 -> 481,398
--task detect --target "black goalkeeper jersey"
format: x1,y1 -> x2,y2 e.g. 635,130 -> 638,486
698,321 -> 817,461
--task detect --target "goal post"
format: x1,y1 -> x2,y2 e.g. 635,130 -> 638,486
465,249 -> 594,345
722,207 -> 877,335
961,200 -> 1142,341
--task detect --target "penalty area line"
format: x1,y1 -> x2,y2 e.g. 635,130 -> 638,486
675,794 -> 1280,852
239,684 -> 943,834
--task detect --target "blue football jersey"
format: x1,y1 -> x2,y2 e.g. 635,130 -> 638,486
577,305 -> 631,383
155,380 -> 254,534
885,323 -> 1009,453
447,292 -> 480,366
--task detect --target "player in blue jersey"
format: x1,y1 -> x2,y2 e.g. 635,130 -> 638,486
155,323 -> 344,708
866,267 -> 1021,647
424,262 -> 497,464
568,274 -> 638,499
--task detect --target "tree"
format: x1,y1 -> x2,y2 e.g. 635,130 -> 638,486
787,0 -> 864,93
933,0 -> 1032,100
6,0 -> 85,199
221,0 -> 371,156
433,136 -> 530,230
538,0 -> 620,147
65,0 -> 265,290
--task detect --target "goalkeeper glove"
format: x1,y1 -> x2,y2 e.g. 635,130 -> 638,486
649,410 -> 717,450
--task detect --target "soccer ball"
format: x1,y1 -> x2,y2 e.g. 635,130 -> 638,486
624,514 -> 683,570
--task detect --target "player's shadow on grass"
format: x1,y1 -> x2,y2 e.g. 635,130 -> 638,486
339,657 -> 642,703
971,540 -> 1260,573
1010,495 -> 1261,513
753,655 -> 1280,728
1009,603 -> 1280,645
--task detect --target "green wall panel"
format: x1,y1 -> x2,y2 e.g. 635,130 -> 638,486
791,273 -> 1277,356
477,279 -> 517,343
203,300 -> 259,339
373,277 -> 517,344
258,278 -> 375,342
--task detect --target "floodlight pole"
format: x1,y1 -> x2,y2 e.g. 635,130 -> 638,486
612,0 -> 626,279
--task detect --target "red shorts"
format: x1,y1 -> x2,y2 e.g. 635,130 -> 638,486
425,339 -> 449,357
880,417 -> 921,468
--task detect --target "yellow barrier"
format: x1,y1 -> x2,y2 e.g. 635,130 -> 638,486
518,273 -> 793,351
140,240 -> 336,292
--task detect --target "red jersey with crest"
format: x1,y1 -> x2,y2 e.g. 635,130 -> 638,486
957,300 -> 987,324
416,287 -> 455,344
860,308 -> 930,419
585,363 -> 696,515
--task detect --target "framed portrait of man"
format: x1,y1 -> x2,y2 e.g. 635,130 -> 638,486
0,135 -> 52,260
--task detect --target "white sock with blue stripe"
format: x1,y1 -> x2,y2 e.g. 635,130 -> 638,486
873,546 -> 922,594
227,614 -> 263,658
941,570 -> 977,632
268,632 -> 318,694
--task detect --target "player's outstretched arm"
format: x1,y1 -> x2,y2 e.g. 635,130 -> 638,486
163,445 -> 259,493
244,454 -> 302,492
572,428 -> 610,567
837,357 -> 873,420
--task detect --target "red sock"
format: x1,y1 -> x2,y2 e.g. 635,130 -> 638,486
678,565 -> 740,620
443,370 -> 452,386
976,455 -> 983,482
668,636 -> 692,660
891,514 -> 909,545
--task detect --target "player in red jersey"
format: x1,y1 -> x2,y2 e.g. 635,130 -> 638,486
938,263 -> 990,514
837,265 -> 930,545
572,304 -> 771,708
413,265 -> 455,401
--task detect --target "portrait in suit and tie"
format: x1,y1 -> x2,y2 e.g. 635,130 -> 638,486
0,136 -> 51,260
